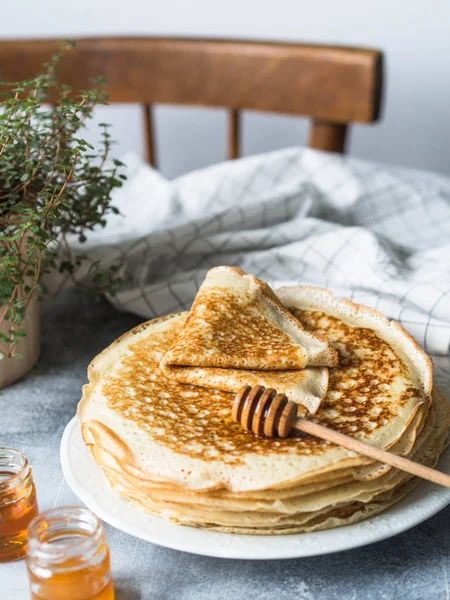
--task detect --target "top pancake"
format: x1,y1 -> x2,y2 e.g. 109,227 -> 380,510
78,285 -> 433,492
160,266 -> 337,412
161,266 -> 338,370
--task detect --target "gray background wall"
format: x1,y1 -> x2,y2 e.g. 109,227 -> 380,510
2,0 -> 449,178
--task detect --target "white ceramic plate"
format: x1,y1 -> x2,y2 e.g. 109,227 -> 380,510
61,417 -> 450,560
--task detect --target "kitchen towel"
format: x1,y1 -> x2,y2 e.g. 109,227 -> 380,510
69,147 -> 450,356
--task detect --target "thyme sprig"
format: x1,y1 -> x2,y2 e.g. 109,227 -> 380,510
0,41 -> 124,359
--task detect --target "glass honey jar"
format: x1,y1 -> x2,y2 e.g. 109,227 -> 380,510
26,506 -> 115,600
0,447 -> 39,562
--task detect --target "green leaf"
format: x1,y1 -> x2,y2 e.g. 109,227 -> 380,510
9,328 -> 26,337
0,41 -> 123,302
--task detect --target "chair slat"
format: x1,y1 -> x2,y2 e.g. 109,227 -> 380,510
228,110 -> 240,160
309,121 -> 347,154
143,104 -> 156,167
0,38 -> 384,159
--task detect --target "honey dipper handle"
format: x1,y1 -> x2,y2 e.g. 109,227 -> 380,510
293,418 -> 450,488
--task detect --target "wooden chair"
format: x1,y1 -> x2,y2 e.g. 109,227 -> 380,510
0,38 -> 383,167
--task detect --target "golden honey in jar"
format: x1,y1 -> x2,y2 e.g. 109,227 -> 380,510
0,447 -> 39,562
26,506 -> 114,600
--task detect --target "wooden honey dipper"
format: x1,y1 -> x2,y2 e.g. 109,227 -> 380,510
233,385 -> 450,489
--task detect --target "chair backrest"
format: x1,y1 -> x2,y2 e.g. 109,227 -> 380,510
0,38 -> 383,166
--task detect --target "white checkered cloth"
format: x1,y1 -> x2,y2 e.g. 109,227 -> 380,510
74,147 -> 450,358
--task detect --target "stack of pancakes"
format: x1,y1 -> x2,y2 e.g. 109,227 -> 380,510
78,267 -> 450,534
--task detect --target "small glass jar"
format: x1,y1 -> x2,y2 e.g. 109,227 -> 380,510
0,447 -> 39,562
26,506 -> 115,600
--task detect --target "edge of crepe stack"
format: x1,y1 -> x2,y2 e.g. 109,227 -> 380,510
78,282 -> 449,535
80,388 -> 449,534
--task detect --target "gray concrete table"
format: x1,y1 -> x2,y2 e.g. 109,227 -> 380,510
2,289 -> 450,600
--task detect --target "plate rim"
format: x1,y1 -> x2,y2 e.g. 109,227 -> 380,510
60,417 -> 450,560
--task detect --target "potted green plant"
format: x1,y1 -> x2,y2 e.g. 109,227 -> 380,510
0,42 -> 124,388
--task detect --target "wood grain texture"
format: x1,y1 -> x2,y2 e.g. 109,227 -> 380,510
233,385 -> 450,489
309,121 -> 348,153
295,418 -> 450,489
142,104 -> 157,167
0,38 -> 384,155
228,110 -> 240,160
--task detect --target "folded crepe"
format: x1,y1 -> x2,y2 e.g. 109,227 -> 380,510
160,267 -> 338,413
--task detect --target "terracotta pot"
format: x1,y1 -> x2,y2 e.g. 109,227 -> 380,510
0,295 -> 40,389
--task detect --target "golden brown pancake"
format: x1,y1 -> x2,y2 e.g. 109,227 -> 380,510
82,389 -> 448,534
77,284 -> 443,537
160,267 -> 337,412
